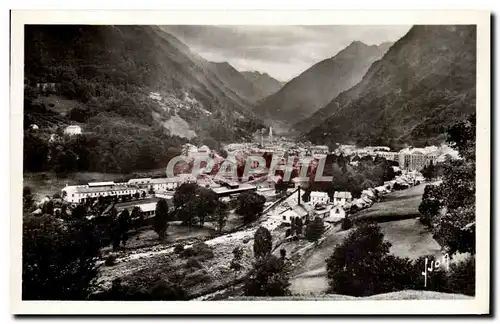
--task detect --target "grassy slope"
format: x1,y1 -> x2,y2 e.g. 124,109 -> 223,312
290,183 -> 442,295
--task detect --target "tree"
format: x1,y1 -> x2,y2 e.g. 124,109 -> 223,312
236,191 -> 266,224
154,198 -> 169,239
23,215 -> 100,299
421,161 -> 437,181
418,185 -> 443,228
417,114 -> 476,255
117,209 -> 131,245
131,206 -> 142,233
301,190 -> 311,203
243,254 -> 291,297
305,216 -> 325,242
253,226 -> 272,259
42,200 -> 55,215
133,192 -> 140,200
230,246 -> 244,286
141,191 -> 147,198
23,186 -> 34,212
274,180 -> 288,197
291,217 -> 304,236
214,201 -> 229,234
72,204 -> 87,219
327,223 -> 387,296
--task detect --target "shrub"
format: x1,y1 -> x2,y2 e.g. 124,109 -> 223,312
174,243 -> 184,254
448,255 -> 475,296
325,223 -> 418,297
185,257 -> 203,269
253,226 -> 272,259
105,254 -> 117,266
182,243 -> 214,260
341,217 -> 353,231
305,216 -> 324,242
244,255 -> 290,297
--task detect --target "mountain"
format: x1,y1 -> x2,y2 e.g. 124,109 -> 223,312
301,25 -> 476,149
253,41 -> 392,131
24,25 -> 264,140
208,61 -> 262,102
241,71 -> 284,99
23,25 -> 265,173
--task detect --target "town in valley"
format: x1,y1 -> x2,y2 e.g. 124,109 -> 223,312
21,24 -> 477,302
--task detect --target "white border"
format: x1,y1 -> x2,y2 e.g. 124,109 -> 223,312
10,9 -> 490,315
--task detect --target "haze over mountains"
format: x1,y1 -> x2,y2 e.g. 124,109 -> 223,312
254,41 -> 393,131
209,62 -> 283,103
300,25 -> 476,149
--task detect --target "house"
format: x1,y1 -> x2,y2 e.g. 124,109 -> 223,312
64,125 -> 82,136
30,124 -> 39,130
291,177 -> 310,189
280,204 -> 312,223
327,205 -> 346,222
62,182 -> 142,204
150,175 -> 195,192
197,145 -> 211,156
137,202 -> 157,218
333,191 -> 353,206
127,178 -> 152,188
310,191 -> 330,205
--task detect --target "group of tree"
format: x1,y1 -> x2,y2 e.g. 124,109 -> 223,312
244,227 -> 291,296
235,191 -> 266,224
307,154 -> 397,199
23,215 -> 101,300
173,183 -> 231,231
418,114 -> 476,255
326,222 -> 475,297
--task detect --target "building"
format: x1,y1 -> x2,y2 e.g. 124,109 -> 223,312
62,182 -> 143,204
310,191 -> 330,205
327,205 -> 346,222
197,145 -> 211,156
30,124 -> 39,130
399,151 -> 437,171
64,125 -> 82,136
333,191 -> 353,206
291,177 -> 310,189
127,178 -> 152,188
212,183 -> 257,197
137,202 -> 157,218
150,174 -> 196,192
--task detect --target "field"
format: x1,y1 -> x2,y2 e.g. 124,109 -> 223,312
352,182 -> 438,222
289,182 -> 442,295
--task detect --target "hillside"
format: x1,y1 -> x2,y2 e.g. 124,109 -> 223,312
209,62 -> 262,102
254,41 -> 392,131
23,25 -> 265,173
301,25 -> 476,148
241,71 -> 283,99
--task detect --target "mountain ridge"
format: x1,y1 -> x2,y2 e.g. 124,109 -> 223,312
300,25 -> 476,149
253,40 -> 393,131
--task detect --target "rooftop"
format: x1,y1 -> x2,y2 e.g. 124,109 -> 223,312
334,191 -> 352,199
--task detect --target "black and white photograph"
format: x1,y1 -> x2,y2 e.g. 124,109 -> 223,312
10,9 -> 490,315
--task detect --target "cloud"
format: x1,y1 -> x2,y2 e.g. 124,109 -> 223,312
161,25 -> 411,81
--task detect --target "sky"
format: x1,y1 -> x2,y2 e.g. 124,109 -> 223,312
162,25 -> 412,82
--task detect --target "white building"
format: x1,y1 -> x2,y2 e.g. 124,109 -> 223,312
327,205 -> 346,221
333,191 -> 353,206
310,191 -> 330,205
64,125 -> 82,136
61,182 -> 143,204
150,175 -> 196,192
